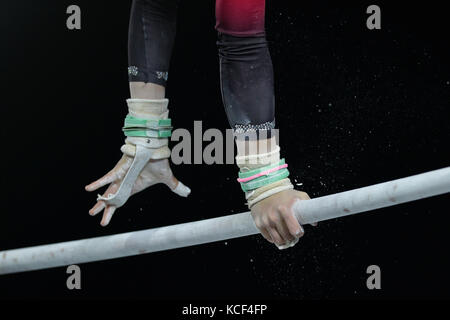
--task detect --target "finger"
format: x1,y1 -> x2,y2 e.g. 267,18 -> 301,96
91,182 -> 120,216
259,227 -> 274,244
171,180 -> 191,197
85,171 -> 116,192
279,206 -> 304,238
161,173 -> 191,198
85,156 -> 132,192
267,228 -> 284,246
272,210 -> 295,243
99,182 -> 120,199
275,223 -> 295,244
278,236 -> 300,250
89,200 -> 105,216
253,217 -> 273,243
100,205 -> 117,227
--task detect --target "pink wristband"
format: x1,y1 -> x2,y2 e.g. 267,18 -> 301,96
237,164 -> 288,183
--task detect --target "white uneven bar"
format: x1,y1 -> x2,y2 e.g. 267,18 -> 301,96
1,167 -> 449,275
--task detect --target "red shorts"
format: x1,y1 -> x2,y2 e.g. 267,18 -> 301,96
215,0 -> 266,36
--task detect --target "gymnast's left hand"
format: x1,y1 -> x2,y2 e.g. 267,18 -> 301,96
250,189 -> 313,249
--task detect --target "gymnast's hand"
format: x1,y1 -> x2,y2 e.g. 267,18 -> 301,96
250,189 -> 312,249
85,155 -> 189,226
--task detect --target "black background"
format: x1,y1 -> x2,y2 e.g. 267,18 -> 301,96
0,0 -> 449,300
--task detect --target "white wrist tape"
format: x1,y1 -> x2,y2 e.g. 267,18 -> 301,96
236,146 -> 280,171
127,98 -> 170,120
246,178 -> 294,208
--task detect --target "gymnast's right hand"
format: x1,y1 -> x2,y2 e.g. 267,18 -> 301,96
85,98 -> 190,226
85,155 -> 190,227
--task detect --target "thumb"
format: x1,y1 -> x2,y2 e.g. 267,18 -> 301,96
171,180 -> 191,197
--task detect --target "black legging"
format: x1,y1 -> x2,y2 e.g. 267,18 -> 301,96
128,0 -> 275,137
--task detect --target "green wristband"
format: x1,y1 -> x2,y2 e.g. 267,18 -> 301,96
124,115 -> 172,129
240,168 -> 290,192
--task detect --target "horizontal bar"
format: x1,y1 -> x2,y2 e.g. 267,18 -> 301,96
1,167 -> 449,275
